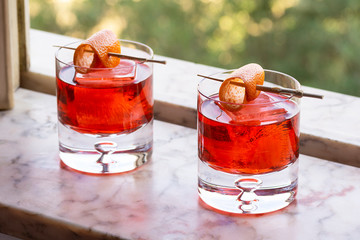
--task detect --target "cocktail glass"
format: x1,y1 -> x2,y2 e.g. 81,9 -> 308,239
197,70 -> 301,214
56,40 -> 153,174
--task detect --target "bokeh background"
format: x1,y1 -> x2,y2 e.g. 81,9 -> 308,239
30,0 -> 360,96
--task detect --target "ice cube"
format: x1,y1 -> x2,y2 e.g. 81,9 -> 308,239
75,60 -> 136,87
222,93 -> 288,125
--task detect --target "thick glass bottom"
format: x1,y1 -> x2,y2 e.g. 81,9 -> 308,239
58,120 -> 153,175
60,144 -> 152,175
198,159 -> 298,214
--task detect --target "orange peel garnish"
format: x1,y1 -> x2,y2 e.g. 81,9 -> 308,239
73,29 -> 121,73
219,63 -> 264,111
219,77 -> 246,111
229,63 -> 264,102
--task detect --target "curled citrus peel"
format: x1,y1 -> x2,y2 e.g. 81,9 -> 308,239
219,63 -> 265,111
219,78 -> 246,111
73,29 -> 121,73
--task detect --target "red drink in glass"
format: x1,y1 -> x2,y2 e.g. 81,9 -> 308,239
57,60 -> 153,135
198,92 -> 299,175
56,40 -> 154,175
197,70 -> 301,214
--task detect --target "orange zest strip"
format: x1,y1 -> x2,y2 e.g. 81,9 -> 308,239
73,29 -> 121,73
217,63 -> 264,111
218,78 -> 246,111
229,63 -> 265,102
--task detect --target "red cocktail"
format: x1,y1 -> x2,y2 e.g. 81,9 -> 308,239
56,39 -> 154,175
197,69 -> 301,214
57,60 -> 153,135
198,92 -> 299,175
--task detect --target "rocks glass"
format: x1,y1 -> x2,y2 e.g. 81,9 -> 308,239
56,40 -> 153,174
197,70 -> 301,214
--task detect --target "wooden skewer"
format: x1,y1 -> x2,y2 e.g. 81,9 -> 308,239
197,74 -> 324,99
53,45 -> 166,64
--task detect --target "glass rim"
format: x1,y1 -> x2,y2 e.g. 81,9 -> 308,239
55,39 -> 154,70
197,69 -> 301,107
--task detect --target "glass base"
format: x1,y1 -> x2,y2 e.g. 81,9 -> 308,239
198,159 -> 298,214
59,145 -> 151,175
58,120 -> 153,175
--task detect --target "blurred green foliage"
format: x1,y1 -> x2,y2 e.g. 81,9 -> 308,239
30,0 -> 360,96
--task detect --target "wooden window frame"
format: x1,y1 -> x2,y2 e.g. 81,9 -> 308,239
1,0 -> 60,111
0,0 -> 21,110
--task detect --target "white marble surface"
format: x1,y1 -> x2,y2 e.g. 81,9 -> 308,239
0,88 -> 359,240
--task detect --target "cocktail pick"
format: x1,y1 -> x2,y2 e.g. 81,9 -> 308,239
53,45 -> 167,64
197,74 -> 324,99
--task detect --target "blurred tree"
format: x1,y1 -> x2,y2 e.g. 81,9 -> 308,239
30,0 -> 360,96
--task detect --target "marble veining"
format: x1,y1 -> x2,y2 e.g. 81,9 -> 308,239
0,89 -> 359,239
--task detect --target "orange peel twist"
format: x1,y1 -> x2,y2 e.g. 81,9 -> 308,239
73,29 -> 121,73
219,63 -> 265,111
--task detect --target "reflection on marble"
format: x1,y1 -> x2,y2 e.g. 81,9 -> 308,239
0,89 -> 359,239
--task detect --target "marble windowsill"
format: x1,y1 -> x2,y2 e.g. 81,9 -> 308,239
23,29 -> 360,167
2,29 -> 357,239
0,88 -> 359,240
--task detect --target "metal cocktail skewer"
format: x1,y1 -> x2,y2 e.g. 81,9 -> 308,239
197,74 -> 324,99
53,45 -> 167,64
